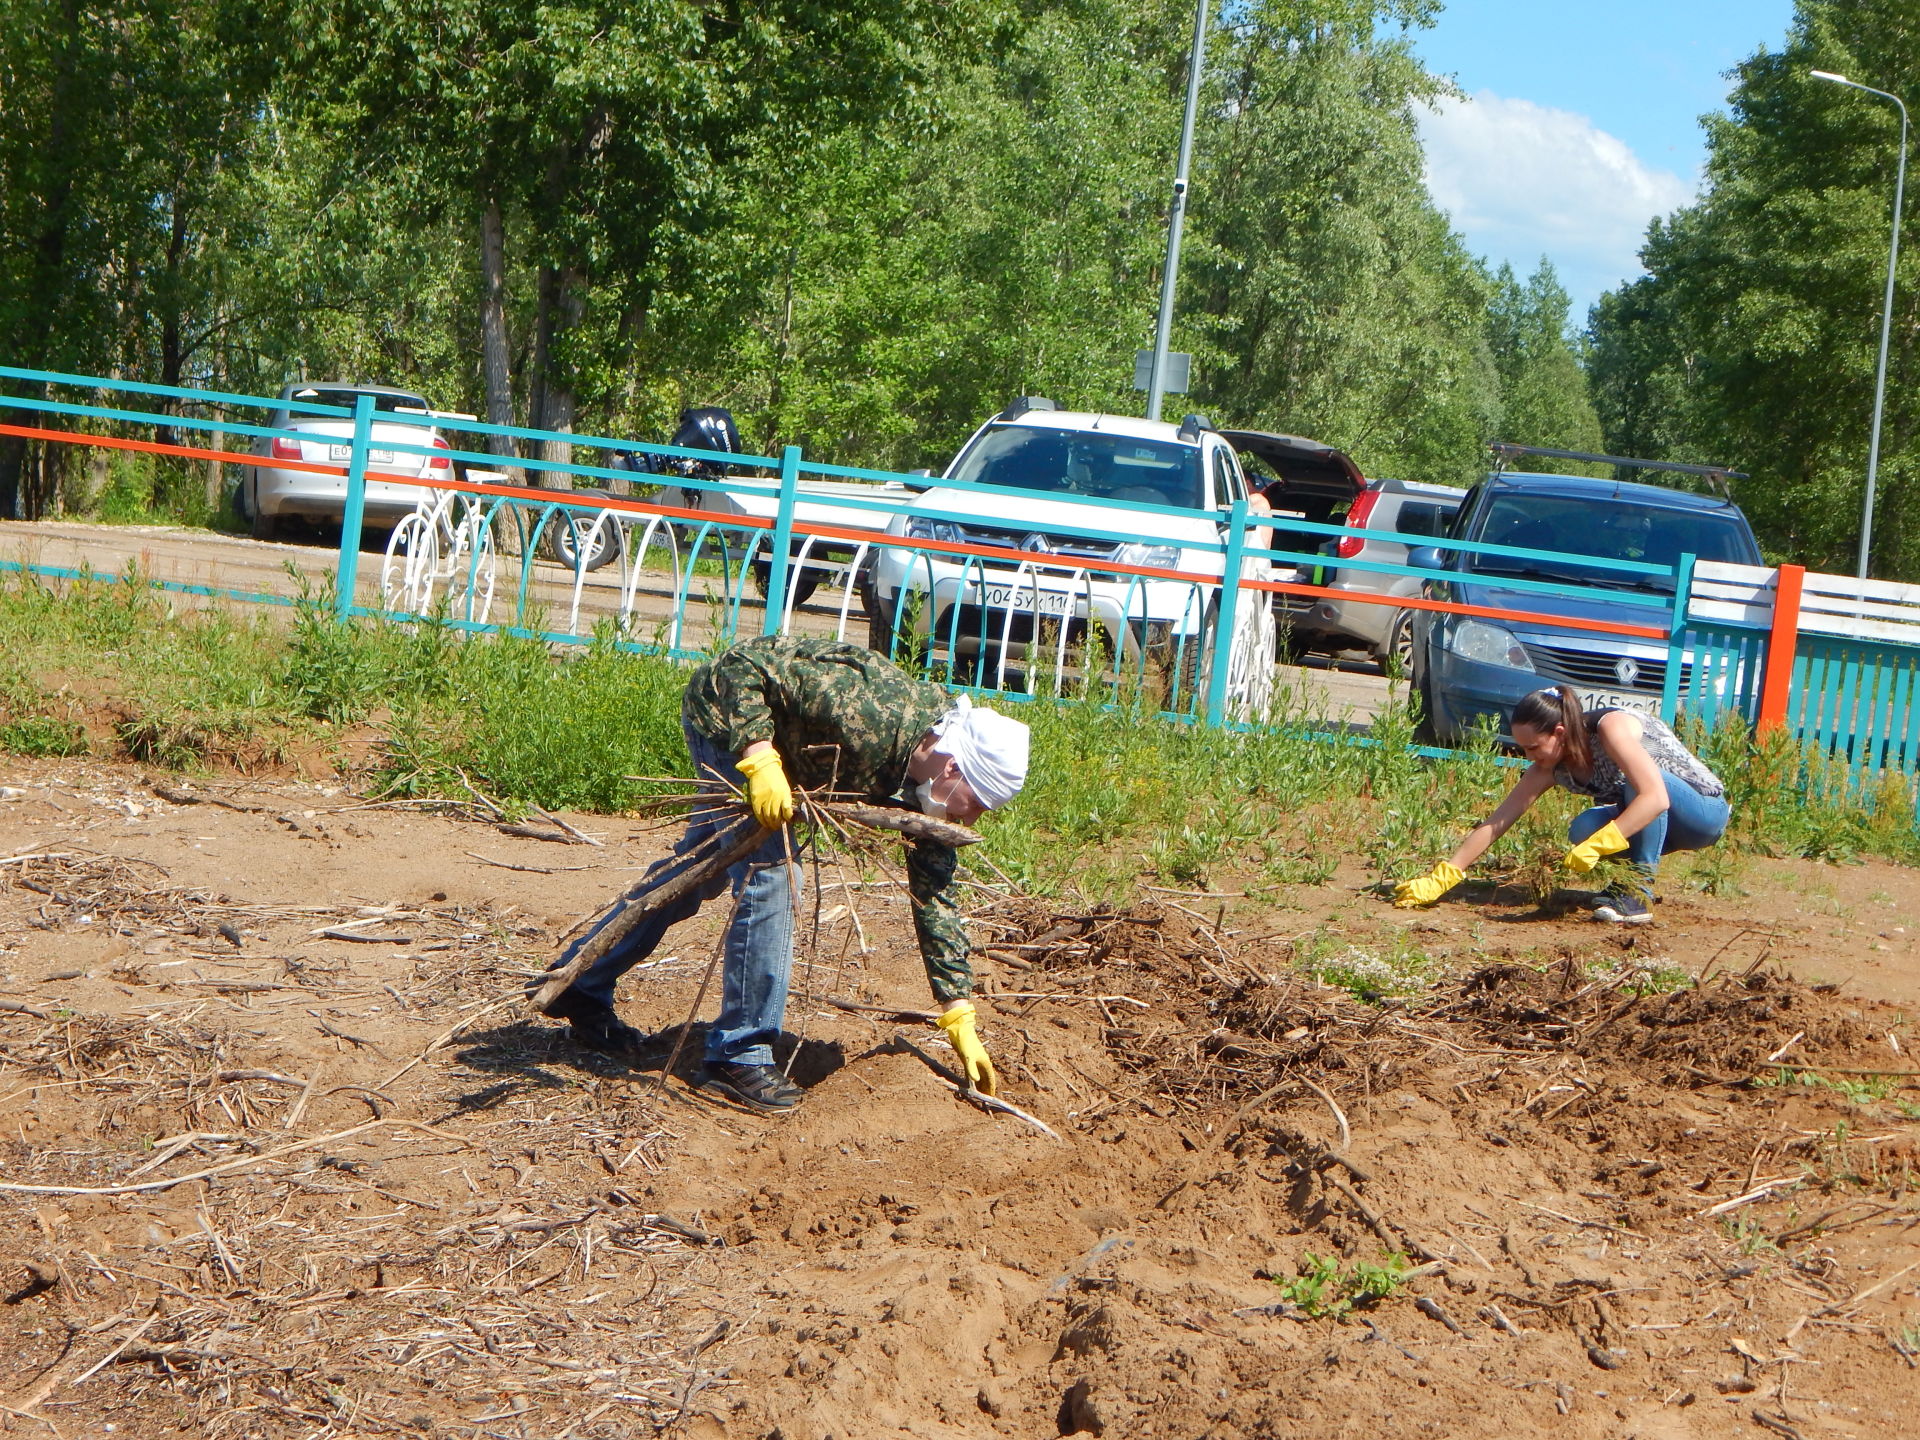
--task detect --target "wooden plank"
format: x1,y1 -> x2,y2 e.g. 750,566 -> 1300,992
1796,613 -> 1920,646
1688,598 -> 1774,627
1693,559 -> 1777,587
1799,570 -> 1920,606
1797,591 -> 1920,625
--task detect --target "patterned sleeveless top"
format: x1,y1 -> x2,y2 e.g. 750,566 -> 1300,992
1554,708 -> 1726,805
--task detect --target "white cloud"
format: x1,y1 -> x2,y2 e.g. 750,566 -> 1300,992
1417,90 -> 1695,313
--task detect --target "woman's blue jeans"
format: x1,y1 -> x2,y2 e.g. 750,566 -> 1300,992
1567,772 -> 1730,896
546,724 -> 794,1067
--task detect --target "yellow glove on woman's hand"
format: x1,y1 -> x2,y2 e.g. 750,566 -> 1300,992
735,747 -> 794,828
1564,820 -> 1629,874
1393,861 -> 1464,909
935,1000 -> 997,1095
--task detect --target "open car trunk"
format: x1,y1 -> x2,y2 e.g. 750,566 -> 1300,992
1219,429 -> 1367,564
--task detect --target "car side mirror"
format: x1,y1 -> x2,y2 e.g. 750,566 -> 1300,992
1407,545 -> 1447,573
906,467 -> 934,493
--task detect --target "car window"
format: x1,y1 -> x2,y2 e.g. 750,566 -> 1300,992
1470,493 -> 1757,590
1395,502 -> 1454,539
286,387 -> 432,417
1211,446 -> 1244,507
950,424 -> 1204,509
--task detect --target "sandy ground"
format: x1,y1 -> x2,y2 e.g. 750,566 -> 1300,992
1,754 -> 1917,1440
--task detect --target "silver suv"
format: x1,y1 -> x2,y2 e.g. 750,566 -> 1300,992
1287,477 -> 1465,669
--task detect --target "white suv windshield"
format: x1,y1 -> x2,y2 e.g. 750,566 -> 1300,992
951,425 -> 1203,510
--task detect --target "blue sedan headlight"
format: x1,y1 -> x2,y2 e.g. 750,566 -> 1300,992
1443,618 -> 1533,670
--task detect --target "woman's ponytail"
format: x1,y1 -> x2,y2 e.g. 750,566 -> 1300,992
1512,684 -> 1590,771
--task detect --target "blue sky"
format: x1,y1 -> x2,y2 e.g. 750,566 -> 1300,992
1410,1 -> 1801,316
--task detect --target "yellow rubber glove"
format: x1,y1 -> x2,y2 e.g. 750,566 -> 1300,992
735,747 -> 794,829
1392,860 -> 1464,909
934,1000 -> 997,1095
1564,820 -> 1630,874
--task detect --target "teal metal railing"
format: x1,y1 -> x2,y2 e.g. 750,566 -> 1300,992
19,362 -> 1909,778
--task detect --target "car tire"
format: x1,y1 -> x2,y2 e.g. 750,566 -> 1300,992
1383,609 -> 1416,678
1412,653 -> 1440,746
752,556 -> 822,608
250,506 -> 281,542
866,591 -> 901,658
547,514 -> 620,572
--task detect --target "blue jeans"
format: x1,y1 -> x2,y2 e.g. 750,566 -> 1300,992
548,724 -> 795,1067
1567,772 -> 1730,895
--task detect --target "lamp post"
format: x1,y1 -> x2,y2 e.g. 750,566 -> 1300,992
1811,69 -> 1908,580
1146,0 -> 1209,423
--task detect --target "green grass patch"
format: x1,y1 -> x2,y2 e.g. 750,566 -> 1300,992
1297,928 -> 1447,1003
1272,1252 -> 1411,1319
0,714 -> 89,757
3,570 -> 1920,908
1756,1067 -> 1902,1106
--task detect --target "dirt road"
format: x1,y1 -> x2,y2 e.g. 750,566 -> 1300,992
1,755 -> 1915,1438
0,518 -> 1397,724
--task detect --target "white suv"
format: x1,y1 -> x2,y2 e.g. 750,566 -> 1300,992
864,400 -> 1276,717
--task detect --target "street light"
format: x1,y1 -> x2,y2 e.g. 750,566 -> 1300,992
1811,69 -> 1908,580
1145,0 -> 1210,423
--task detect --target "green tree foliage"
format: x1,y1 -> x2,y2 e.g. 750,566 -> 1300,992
1485,259 -> 1606,470
1192,0 -> 1501,487
1587,0 -> 1920,576
0,0 -> 1611,515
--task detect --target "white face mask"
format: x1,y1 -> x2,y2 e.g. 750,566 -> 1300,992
914,778 -> 948,820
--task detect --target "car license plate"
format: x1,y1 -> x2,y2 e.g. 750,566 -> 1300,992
326,444 -> 395,463
1584,687 -> 1661,716
975,585 -> 1073,614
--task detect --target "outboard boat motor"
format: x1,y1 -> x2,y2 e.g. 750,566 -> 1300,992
667,406 -> 743,477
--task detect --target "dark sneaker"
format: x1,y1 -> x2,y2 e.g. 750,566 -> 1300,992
696,1061 -> 804,1114
537,991 -> 650,1061
1591,884 -> 1654,925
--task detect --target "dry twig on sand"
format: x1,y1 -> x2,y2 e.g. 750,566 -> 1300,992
0,1118 -> 472,1197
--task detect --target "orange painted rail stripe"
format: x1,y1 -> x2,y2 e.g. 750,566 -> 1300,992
1241,575 -> 1671,641
0,419 -> 346,477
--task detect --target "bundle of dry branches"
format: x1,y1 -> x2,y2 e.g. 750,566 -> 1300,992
530,789 -> 979,1011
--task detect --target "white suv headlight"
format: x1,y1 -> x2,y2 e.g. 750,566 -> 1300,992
1443,618 -> 1533,670
906,517 -> 965,544
1114,543 -> 1181,569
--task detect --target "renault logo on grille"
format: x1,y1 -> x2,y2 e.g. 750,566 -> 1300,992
1021,533 -> 1052,554
1615,657 -> 1640,686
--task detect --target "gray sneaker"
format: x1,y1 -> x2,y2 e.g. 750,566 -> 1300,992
1591,884 -> 1653,925
696,1061 -> 804,1114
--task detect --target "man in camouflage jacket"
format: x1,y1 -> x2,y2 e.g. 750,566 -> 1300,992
538,635 -> 1030,1113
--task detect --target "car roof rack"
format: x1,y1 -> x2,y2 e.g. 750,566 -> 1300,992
1177,413 -> 1213,442
1489,442 -> 1746,496
999,395 -> 1057,420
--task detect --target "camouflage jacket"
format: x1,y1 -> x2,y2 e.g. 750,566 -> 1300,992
682,635 -> 973,1000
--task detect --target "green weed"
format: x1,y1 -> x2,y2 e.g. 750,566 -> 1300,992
1720,1213 -> 1782,1256
0,715 -> 89,757
1756,1068 -> 1900,1105
1306,929 -> 1445,1003
1273,1252 -> 1410,1319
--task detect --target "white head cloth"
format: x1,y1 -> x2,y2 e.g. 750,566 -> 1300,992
930,695 -> 1030,810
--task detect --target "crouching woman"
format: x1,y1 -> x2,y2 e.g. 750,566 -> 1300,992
1393,685 -> 1730,924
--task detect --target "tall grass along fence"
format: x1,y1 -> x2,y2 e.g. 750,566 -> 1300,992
1,362 -> 1917,794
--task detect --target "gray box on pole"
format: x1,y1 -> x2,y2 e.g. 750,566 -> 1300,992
1134,349 -> 1190,394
